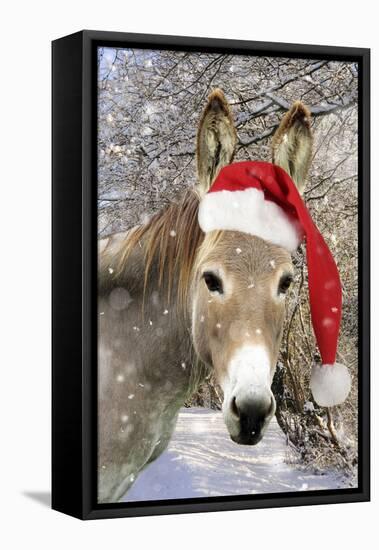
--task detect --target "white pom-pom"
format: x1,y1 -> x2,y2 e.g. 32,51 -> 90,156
310,363 -> 351,407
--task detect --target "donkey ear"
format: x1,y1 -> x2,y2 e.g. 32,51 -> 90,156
196,89 -> 237,196
271,101 -> 313,195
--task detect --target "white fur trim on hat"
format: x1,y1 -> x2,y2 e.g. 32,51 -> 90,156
198,188 -> 302,252
310,363 -> 351,407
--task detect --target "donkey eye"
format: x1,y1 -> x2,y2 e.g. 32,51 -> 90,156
203,272 -> 224,294
278,274 -> 293,295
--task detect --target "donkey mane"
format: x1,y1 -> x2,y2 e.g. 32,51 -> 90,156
99,189 -> 207,308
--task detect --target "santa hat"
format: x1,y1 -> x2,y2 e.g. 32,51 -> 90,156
198,161 -> 351,407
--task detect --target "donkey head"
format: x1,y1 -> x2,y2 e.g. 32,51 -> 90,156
192,90 -> 312,445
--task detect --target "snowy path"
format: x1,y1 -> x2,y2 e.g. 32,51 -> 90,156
123,408 -> 350,502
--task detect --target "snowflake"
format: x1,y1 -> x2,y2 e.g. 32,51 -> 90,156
169,230 -> 176,237
269,260 -> 276,269
109,287 -> 133,311
108,267 -> 114,274
143,126 -> 153,136
128,394 -> 135,400
116,374 -> 125,383
181,362 -> 186,370
255,328 -> 262,335
236,248 -> 242,254
163,309 -> 169,315
303,401 -> 314,413
216,323 -> 222,329
247,283 -> 255,289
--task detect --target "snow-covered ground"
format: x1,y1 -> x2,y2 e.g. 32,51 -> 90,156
123,408 -> 352,502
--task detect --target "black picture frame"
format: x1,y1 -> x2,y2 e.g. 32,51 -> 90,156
52,30 -> 370,520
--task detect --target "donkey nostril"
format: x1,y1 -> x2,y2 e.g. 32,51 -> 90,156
231,396 -> 240,418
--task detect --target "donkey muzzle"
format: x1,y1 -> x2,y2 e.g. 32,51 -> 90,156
226,388 -> 276,445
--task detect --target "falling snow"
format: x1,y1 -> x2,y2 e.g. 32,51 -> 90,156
151,291 -> 160,307
235,248 -> 242,254
303,401 -> 315,413
324,280 -> 336,290
128,394 -> 135,400
109,287 -> 133,311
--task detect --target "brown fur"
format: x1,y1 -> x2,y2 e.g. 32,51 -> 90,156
196,89 -> 237,194
271,101 -> 313,194
192,231 -> 293,383
99,189 -> 204,309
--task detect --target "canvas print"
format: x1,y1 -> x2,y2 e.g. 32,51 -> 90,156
97,47 -> 358,504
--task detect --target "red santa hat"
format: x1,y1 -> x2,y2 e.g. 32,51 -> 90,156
198,161 -> 351,407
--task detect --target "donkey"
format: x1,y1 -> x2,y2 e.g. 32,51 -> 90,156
98,89 -> 313,503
